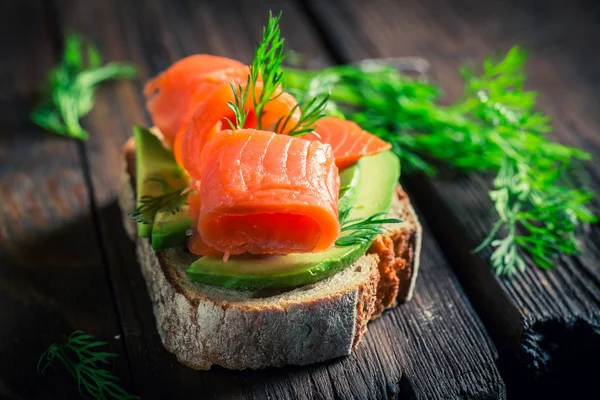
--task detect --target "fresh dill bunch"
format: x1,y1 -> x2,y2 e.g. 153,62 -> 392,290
38,330 -> 139,400
283,46 -> 597,275
411,47 -> 590,172
336,208 -> 401,247
419,47 -> 596,274
129,176 -> 188,225
283,64 -> 439,174
475,157 -> 596,275
31,33 -> 137,140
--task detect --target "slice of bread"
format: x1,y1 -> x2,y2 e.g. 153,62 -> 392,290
119,139 -> 421,370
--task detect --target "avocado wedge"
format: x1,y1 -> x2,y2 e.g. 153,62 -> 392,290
133,126 -> 190,245
338,163 -> 360,213
151,205 -> 192,251
185,151 -> 401,290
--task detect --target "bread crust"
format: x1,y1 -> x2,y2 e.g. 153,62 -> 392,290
368,187 -> 422,318
119,143 -> 421,369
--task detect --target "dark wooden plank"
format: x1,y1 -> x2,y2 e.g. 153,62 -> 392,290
54,0 -> 505,398
303,0 -> 600,396
0,1 -> 134,399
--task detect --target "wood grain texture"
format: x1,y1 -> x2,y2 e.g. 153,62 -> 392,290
304,0 -> 600,397
52,0 -> 506,398
0,1 -> 133,399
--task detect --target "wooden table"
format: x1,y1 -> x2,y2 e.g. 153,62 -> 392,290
1,0 -> 599,399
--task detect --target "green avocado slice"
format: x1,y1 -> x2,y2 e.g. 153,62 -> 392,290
133,126 -> 190,240
185,151 -> 401,291
151,205 -> 192,251
338,163 -> 360,213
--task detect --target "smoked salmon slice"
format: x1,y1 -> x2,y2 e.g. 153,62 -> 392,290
191,129 -> 340,256
181,82 -> 300,179
144,55 -> 248,145
304,117 -> 392,169
187,191 -> 225,257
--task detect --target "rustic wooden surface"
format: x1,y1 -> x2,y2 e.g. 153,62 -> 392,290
0,1 -> 135,399
0,0 -> 598,399
304,0 -> 600,397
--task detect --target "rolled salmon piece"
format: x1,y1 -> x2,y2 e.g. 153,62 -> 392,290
181,82 -> 300,180
144,54 -> 248,145
195,129 -> 340,256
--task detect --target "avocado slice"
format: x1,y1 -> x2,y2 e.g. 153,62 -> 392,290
338,163 -> 360,213
151,205 -> 192,251
185,151 -> 401,291
133,126 -> 190,241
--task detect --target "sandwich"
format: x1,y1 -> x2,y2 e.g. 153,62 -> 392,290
118,13 -> 421,370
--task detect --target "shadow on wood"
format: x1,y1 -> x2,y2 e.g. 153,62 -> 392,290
0,215 -> 134,400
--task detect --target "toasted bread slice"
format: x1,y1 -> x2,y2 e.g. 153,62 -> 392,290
119,139 -> 421,370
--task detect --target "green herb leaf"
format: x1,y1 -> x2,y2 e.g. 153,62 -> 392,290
283,47 -> 597,275
129,176 -> 188,225
475,157 -> 595,275
228,13 -> 329,134
283,93 -> 330,136
251,11 -> 285,129
38,330 -> 139,400
226,76 -> 251,130
31,33 -> 137,140
335,209 -> 402,247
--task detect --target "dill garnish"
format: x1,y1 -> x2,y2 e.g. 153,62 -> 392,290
31,33 -> 137,140
38,330 -> 139,400
281,94 -> 330,136
335,208 -> 402,247
227,12 -> 286,131
250,11 -> 286,130
226,76 -> 251,130
129,176 -> 188,225
228,13 -> 329,134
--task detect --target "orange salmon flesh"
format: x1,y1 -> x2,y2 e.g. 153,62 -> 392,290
144,55 -> 393,259
189,129 -> 340,256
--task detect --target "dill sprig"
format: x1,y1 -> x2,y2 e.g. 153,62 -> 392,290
228,13 -> 329,134
474,157 -> 596,274
31,33 -> 137,140
335,208 -> 402,247
279,94 -> 330,136
283,46 -> 597,275
250,11 -> 285,130
38,330 -> 139,400
129,176 -> 188,225
226,76 -> 251,130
